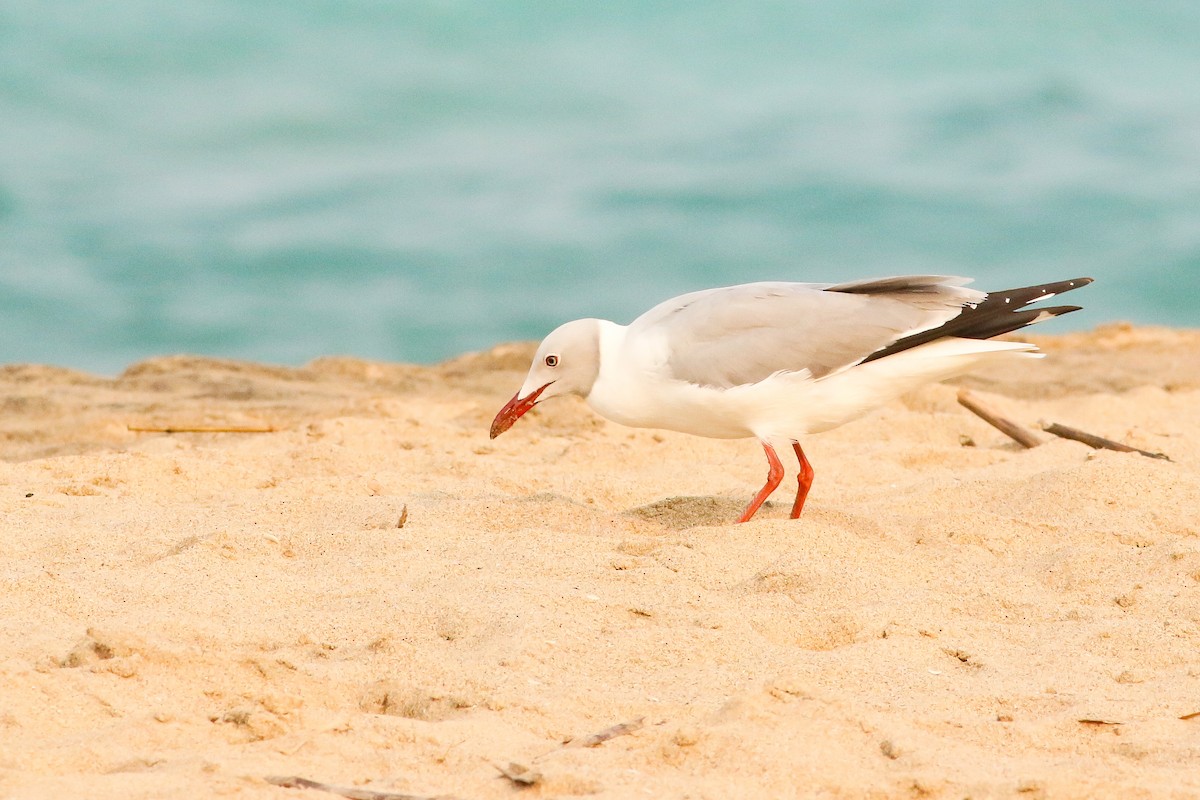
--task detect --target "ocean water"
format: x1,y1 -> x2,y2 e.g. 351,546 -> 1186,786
2,1 -> 1198,375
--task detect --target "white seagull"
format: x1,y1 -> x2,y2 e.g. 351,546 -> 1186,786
490,275 -> 1092,523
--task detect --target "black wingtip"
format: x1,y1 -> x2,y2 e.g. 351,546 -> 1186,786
860,276 -> 1094,365
1046,280 -> 1094,296
1004,277 -> 1094,305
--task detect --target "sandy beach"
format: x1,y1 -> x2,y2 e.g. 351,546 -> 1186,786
1,323 -> 1198,799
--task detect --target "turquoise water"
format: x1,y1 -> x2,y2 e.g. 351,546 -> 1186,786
2,2 -> 1198,375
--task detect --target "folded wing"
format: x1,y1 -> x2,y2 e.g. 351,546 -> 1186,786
632,275 -> 1090,389
631,276 -> 978,388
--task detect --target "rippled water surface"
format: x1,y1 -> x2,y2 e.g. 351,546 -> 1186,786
2,2 -> 1197,373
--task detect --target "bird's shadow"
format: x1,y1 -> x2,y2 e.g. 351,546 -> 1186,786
625,496 -> 777,530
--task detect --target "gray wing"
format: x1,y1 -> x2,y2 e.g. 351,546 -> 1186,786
631,276 -> 984,388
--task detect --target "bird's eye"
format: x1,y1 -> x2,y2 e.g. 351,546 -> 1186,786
544,354 -> 559,367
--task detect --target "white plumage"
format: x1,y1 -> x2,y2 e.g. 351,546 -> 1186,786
491,274 -> 1092,523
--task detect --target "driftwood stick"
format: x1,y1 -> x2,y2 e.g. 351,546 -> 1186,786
264,776 -> 450,800
128,425 -> 276,434
956,390 -> 1043,449
566,717 -> 645,748
1040,422 -> 1172,461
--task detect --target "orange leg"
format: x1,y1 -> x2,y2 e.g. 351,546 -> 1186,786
789,442 -> 815,519
736,442 -> 785,523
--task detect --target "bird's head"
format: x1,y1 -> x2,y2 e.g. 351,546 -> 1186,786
490,318 -> 602,439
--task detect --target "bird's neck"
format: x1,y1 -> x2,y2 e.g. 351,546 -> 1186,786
585,321 -> 661,428
591,320 -> 629,390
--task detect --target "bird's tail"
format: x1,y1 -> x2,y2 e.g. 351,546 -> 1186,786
782,338 -> 1039,434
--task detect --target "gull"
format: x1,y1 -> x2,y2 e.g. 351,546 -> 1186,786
489,275 -> 1092,523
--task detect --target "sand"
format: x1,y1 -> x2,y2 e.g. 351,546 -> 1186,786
1,323 -> 1198,799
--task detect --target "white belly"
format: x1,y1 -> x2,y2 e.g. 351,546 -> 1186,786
586,376 -> 757,439
585,334 -> 1043,443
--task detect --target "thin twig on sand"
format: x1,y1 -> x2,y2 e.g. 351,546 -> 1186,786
956,390 -> 1043,449
566,717 -> 645,748
128,424 -> 276,433
1040,422 -> 1171,461
264,776 -> 453,800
